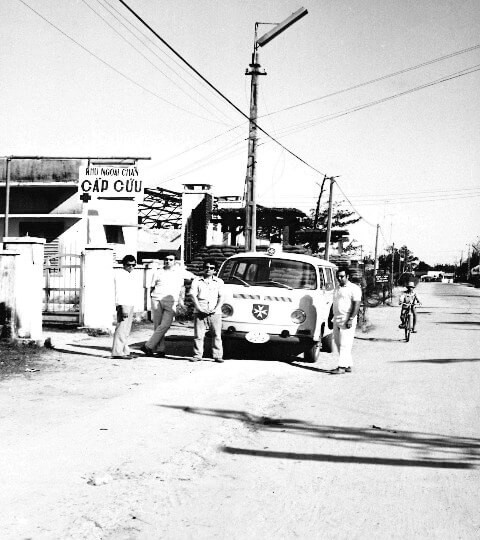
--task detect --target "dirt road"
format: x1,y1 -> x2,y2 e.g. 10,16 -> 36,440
0,282 -> 479,539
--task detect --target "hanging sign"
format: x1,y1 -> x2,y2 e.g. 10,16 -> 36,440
79,165 -> 143,202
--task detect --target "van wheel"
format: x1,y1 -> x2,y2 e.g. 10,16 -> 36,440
321,333 -> 333,353
223,338 -> 234,359
303,341 -> 321,363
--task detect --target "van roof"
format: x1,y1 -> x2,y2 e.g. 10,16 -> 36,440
223,251 -> 338,268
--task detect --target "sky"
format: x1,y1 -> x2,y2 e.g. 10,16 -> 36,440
1,0 -> 479,264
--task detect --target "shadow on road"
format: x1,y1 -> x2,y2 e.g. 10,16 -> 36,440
157,405 -> 480,469
220,447 -> 473,469
67,344 -> 110,352
436,321 -> 480,326
394,358 -> 480,364
50,347 -> 108,358
355,336 -> 403,342
281,361 -> 331,374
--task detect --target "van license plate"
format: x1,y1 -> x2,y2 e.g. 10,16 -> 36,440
246,331 -> 270,344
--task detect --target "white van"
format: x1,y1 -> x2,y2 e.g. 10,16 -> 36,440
217,250 -> 337,362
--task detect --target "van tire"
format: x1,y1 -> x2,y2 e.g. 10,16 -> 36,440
222,338 -> 234,359
303,341 -> 321,363
321,333 -> 333,353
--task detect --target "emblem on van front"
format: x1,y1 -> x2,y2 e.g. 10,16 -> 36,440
252,304 -> 269,320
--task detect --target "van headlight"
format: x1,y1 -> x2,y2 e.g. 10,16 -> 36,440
291,309 -> 306,324
221,303 -> 234,318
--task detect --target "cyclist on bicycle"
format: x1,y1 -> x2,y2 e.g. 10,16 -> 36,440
399,281 -> 421,333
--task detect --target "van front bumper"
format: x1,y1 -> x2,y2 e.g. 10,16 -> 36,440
221,329 -> 314,345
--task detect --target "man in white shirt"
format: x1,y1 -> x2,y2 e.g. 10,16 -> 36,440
142,254 -> 192,357
189,259 -> 224,363
330,267 -> 362,374
112,255 -> 137,359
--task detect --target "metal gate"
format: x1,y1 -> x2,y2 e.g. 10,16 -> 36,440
43,253 -> 83,325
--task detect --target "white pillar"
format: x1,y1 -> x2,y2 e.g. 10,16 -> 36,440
181,183 -> 212,263
0,249 -> 20,339
3,237 -> 45,340
82,246 -> 114,331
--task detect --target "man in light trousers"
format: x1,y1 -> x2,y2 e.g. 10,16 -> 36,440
142,254 -> 191,357
330,267 -> 361,374
189,259 -> 224,363
112,254 -> 138,359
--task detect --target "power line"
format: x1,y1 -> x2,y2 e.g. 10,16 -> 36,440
260,44 -> 480,118
281,188 -> 480,204
357,193 -> 480,206
116,0 -> 327,177
101,0 -> 239,124
92,0 -> 235,125
146,125 -> 246,170
16,0 -> 220,124
331,179 -> 376,228
273,65 -> 480,138
147,45 -> 480,172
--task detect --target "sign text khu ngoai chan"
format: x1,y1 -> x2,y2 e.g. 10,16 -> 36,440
79,166 -> 143,201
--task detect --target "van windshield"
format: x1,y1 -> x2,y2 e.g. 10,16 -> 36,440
219,257 -> 317,290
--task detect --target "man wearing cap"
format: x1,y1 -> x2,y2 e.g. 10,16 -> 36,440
330,267 -> 362,375
399,281 -> 421,332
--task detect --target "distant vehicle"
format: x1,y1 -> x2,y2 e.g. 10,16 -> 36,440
471,265 -> 480,288
218,250 -> 337,362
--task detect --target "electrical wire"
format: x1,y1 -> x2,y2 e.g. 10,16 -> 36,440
273,65 -> 480,138
16,0 -> 220,124
92,0 -> 235,125
116,0 -> 328,177
155,139 -> 250,185
102,0 -> 239,124
273,186 -> 480,202
147,46 -> 480,175
357,192 -> 480,205
260,44 -> 480,119
333,180 -> 376,227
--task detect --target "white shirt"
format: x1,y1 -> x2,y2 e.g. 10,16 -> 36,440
114,269 -> 137,306
190,275 -> 224,314
150,267 -> 187,302
333,280 -> 362,326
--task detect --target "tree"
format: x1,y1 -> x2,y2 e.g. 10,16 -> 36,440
417,261 -> 431,272
300,201 -> 360,253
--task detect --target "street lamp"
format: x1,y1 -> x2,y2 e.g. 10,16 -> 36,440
244,7 -> 308,252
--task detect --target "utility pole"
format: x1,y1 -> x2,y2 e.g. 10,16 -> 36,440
398,246 -> 402,279
244,8 -> 308,252
4,157 -> 11,238
313,174 -> 327,229
467,244 -> 471,280
373,223 -> 380,279
324,176 -> 335,261
390,242 -> 395,289
244,27 -> 265,253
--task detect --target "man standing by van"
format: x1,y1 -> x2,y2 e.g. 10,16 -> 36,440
189,259 -> 224,363
330,267 -> 361,374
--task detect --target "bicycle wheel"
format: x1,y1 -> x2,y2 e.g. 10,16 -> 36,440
365,291 -> 382,307
405,312 -> 412,342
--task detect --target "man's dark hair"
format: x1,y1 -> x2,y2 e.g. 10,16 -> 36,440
122,254 -> 137,265
337,266 -> 350,277
203,258 -> 217,270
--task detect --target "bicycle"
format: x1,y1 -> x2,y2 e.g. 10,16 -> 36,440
400,303 -> 414,342
400,300 -> 421,342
